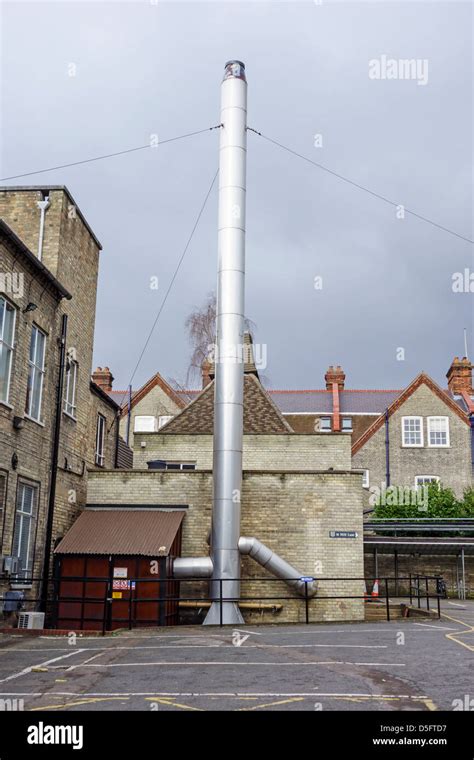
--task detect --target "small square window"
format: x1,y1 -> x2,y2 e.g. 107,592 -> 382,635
319,417 -> 331,432
342,417 -> 353,431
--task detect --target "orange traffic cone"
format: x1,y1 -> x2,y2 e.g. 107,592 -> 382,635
371,579 -> 379,599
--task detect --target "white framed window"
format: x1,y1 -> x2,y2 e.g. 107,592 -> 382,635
158,415 -> 173,429
319,417 -> 331,432
427,416 -> 450,447
95,413 -> 106,466
25,325 -> 46,421
0,296 -> 16,405
415,475 -> 440,487
362,469 -> 370,488
134,415 -> 157,433
63,359 -> 78,418
402,416 -> 423,447
342,417 -> 353,432
12,481 -> 38,579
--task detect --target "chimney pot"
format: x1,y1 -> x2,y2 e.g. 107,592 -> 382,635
325,365 -> 345,391
92,366 -> 114,392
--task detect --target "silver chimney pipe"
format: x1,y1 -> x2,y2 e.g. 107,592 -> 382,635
203,61 -> 247,626
171,62 -> 318,625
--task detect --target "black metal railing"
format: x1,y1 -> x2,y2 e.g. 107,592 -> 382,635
0,574 -> 443,631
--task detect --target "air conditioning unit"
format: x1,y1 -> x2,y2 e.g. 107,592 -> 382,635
17,612 -> 45,630
2,556 -> 19,576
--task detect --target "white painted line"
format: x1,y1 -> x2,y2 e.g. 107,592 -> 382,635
0,643 -> 387,653
67,660 -> 406,669
232,629 -> 262,636
66,651 -> 107,671
413,623 -> 457,631
447,603 -> 467,609
0,649 -> 87,684
0,690 -> 427,699
353,662 -> 405,667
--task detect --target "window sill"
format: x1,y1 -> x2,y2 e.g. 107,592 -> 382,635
401,444 -> 423,448
427,444 -> 450,449
63,411 -> 77,422
24,414 -> 45,428
0,400 -> 13,411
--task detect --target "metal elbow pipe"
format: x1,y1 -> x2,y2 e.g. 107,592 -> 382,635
239,537 -> 317,597
172,557 -> 213,579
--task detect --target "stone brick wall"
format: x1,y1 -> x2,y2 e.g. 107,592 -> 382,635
0,188 -> 117,605
87,468 -> 365,623
353,383 -> 472,499
0,233 -> 62,584
133,431 -> 352,471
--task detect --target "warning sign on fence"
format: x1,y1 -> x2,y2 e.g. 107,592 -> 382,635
113,579 -> 131,591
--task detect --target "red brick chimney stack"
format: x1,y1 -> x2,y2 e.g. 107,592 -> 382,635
446,357 -> 473,395
92,366 -> 114,392
325,365 -> 345,391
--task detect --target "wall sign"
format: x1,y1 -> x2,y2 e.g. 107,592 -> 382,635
329,531 -> 358,539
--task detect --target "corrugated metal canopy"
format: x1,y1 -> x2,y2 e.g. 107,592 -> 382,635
364,536 -> 474,556
54,510 -> 185,557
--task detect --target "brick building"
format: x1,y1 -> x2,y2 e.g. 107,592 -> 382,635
80,368 -> 365,625
0,187 -> 128,605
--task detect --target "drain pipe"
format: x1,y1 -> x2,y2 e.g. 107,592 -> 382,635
37,194 -> 51,261
384,408 -> 390,487
39,313 -> 67,612
239,538 -> 317,597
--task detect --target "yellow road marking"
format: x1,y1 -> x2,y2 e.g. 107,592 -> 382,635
30,696 -> 128,711
237,697 -> 305,711
144,696 -> 203,711
441,613 -> 474,653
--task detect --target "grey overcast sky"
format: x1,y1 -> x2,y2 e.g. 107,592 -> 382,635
1,0 -> 472,392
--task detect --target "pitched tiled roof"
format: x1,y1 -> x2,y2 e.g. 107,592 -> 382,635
268,389 -> 402,414
352,373 -> 470,456
112,377 -> 464,418
160,374 -> 293,434
106,372 -> 185,412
